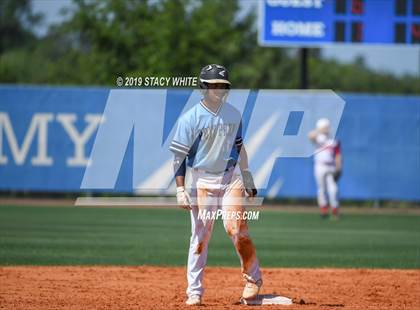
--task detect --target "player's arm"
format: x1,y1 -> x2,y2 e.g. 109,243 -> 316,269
173,155 -> 191,210
169,117 -> 194,210
173,155 -> 187,188
238,145 -> 249,171
237,144 -> 257,197
235,122 -> 257,197
308,129 -> 318,142
333,142 -> 342,181
175,175 -> 185,188
334,141 -> 342,171
335,153 -> 342,171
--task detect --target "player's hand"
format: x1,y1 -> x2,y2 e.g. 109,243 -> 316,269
176,186 -> 192,210
241,169 -> 257,197
333,169 -> 342,181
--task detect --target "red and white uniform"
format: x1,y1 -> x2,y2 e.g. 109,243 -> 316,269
313,134 -> 340,209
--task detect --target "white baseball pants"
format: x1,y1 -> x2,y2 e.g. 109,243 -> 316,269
186,167 -> 261,297
314,164 -> 339,209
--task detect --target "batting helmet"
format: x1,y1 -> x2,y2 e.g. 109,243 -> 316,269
199,64 -> 231,89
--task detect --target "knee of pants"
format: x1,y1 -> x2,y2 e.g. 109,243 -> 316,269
193,221 -> 213,236
190,227 -> 212,255
225,221 -> 249,240
317,186 -> 326,195
317,190 -> 327,204
328,183 -> 338,195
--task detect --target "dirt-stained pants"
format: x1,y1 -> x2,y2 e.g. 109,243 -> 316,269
186,167 -> 261,297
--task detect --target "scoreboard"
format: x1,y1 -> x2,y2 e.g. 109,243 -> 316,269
259,0 -> 420,46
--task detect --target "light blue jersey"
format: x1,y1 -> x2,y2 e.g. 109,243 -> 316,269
169,100 -> 243,173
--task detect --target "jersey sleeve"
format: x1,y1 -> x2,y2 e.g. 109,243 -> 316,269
235,121 -> 243,148
169,116 -> 194,156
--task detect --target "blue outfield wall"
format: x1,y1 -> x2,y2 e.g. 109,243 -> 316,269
0,85 -> 419,201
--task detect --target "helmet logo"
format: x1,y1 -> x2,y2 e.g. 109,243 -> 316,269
205,65 -> 212,71
219,70 -> 226,77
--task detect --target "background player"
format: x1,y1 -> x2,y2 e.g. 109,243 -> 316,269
308,118 -> 342,219
169,64 -> 262,306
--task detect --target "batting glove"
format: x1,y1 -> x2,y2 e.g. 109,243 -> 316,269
241,169 -> 257,197
176,186 -> 192,210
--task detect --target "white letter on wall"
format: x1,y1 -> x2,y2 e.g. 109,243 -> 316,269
0,112 -> 53,166
57,113 -> 102,166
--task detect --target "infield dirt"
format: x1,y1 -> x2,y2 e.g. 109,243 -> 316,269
0,266 -> 419,309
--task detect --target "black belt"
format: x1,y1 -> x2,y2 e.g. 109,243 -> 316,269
193,166 -> 235,175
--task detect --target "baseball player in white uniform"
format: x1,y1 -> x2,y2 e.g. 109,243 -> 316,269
169,64 -> 262,306
309,118 -> 342,219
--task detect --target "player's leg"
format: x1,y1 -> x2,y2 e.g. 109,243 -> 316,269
186,186 -> 217,300
326,171 -> 339,218
222,174 -> 262,299
315,165 -> 329,217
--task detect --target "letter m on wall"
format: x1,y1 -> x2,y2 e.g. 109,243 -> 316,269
0,112 -> 53,166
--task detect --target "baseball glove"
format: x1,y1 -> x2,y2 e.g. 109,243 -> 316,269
333,170 -> 342,182
242,169 -> 257,197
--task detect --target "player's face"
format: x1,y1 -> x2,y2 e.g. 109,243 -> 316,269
319,126 -> 330,135
206,83 -> 229,103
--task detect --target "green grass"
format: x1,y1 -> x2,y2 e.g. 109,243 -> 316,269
0,205 -> 419,268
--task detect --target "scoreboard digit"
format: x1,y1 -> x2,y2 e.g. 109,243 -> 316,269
395,0 -> 420,43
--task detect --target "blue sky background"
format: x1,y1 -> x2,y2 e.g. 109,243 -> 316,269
32,0 -> 419,77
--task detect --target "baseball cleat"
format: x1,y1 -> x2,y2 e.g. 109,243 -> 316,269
242,279 -> 263,300
185,295 -> 202,306
320,206 -> 329,219
330,207 -> 339,220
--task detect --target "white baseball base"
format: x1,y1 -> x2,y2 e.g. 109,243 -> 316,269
241,294 -> 293,306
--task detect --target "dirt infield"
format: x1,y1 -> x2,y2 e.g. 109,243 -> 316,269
0,267 -> 419,309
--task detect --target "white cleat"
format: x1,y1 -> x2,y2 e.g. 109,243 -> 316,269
185,295 -> 202,306
242,279 -> 263,300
